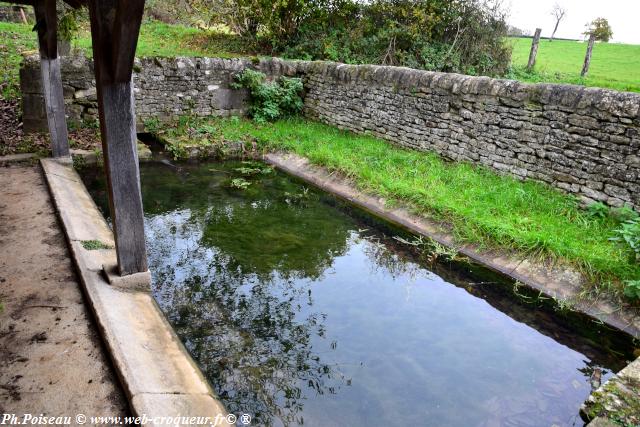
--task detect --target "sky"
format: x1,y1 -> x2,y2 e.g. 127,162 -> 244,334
507,0 -> 640,44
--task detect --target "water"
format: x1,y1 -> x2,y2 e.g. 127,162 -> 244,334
82,159 -> 637,427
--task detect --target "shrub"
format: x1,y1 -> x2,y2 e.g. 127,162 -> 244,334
232,69 -> 303,123
586,202 -> 610,220
198,0 -> 512,76
611,218 -> 640,262
624,280 -> 640,300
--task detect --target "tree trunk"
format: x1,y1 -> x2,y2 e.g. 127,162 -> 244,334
550,20 -> 560,42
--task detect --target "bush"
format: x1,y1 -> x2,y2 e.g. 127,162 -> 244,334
624,280 -> 640,300
611,217 -> 640,262
232,69 -> 303,123
200,0 -> 511,76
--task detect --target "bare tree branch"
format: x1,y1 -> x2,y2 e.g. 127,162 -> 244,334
550,2 -> 567,42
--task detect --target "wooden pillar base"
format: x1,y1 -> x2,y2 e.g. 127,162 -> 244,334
88,0 -> 148,277
100,81 -> 148,276
40,57 -> 70,158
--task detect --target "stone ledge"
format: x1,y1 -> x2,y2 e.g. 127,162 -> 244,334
583,357 -> 640,426
40,158 -> 231,426
102,263 -> 152,293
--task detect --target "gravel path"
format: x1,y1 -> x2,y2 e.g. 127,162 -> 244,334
0,163 -> 127,422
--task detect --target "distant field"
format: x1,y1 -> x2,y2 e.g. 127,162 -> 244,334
509,37 -> 640,93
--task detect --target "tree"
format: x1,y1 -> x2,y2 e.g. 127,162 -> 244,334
584,17 -> 613,42
549,2 -> 566,42
507,25 -> 530,37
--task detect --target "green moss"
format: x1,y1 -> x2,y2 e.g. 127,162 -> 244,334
585,379 -> 640,425
72,154 -> 87,171
81,240 -> 113,250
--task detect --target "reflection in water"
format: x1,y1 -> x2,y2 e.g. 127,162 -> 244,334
82,160 -> 637,427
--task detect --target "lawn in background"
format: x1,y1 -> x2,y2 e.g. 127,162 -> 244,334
0,22 -> 36,99
74,21 -> 250,58
509,37 -> 640,93
0,21 -> 250,98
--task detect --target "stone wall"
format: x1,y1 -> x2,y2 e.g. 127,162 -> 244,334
20,55 -> 640,209
297,62 -> 640,209
20,55 -> 252,131
0,4 -> 32,23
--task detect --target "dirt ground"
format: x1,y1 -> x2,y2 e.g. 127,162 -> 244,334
0,163 -> 128,421
0,97 -> 100,156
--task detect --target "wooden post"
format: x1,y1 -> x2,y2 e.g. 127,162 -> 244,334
87,0 -> 148,276
19,6 -> 28,24
526,28 -> 542,72
33,0 -> 70,158
581,34 -> 596,77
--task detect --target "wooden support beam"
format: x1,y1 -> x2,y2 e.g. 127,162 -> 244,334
33,0 -> 70,158
111,0 -> 145,83
87,0 -> 148,276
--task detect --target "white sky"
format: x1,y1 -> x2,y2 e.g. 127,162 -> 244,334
507,0 -> 640,44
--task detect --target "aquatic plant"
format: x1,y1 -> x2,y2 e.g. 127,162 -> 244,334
229,177 -> 252,190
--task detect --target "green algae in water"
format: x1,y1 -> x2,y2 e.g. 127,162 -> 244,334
82,159 -> 638,427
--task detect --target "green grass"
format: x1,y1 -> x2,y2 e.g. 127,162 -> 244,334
74,21 -> 250,58
509,37 -> 640,93
152,115 -> 640,294
0,21 -> 37,99
0,20 -> 250,99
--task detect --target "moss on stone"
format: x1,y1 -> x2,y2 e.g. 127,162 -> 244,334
583,375 -> 640,426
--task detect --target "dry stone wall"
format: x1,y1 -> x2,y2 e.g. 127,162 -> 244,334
0,4 -> 32,23
297,61 -> 640,209
20,55 -> 252,131
20,55 -> 640,209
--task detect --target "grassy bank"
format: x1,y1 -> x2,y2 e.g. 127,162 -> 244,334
150,116 -> 640,297
509,37 -> 640,93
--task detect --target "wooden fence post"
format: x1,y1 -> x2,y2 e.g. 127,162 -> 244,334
526,28 -> 542,72
19,6 -> 28,24
581,34 -> 596,77
87,0 -> 148,276
33,0 -> 70,158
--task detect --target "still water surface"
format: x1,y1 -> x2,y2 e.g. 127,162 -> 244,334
83,159 -> 636,427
